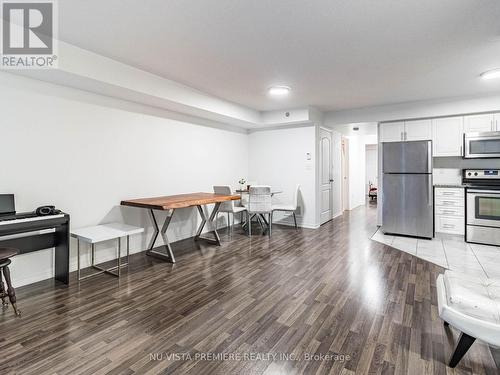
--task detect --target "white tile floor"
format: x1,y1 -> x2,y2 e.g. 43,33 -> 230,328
371,228 -> 500,278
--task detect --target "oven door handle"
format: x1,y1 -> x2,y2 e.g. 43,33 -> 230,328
467,190 -> 500,195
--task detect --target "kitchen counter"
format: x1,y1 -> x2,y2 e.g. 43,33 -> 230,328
434,184 -> 465,188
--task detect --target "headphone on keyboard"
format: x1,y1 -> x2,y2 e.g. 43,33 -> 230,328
35,206 -> 61,216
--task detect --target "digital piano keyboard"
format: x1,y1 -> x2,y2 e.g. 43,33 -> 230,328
0,213 -> 70,284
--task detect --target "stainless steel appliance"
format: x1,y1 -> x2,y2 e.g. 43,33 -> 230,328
464,169 -> 500,246
382,140 -> 433,238
464,131 -> 500,159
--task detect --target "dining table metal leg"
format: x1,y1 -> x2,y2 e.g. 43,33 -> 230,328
146,209 -> 176,263
195,203 -> 222,245
147,209 -> 160,251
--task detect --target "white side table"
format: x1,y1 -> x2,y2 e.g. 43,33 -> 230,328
71,223 -> 144,281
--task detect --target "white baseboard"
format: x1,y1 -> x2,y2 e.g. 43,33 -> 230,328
272,216 -> 320,229
14,269 -> 55,288
332,211 -> 343,219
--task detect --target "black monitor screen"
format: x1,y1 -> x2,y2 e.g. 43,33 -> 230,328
0,194 -> 15,215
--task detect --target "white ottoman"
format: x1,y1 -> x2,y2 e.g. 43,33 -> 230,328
437,270 -> 500,367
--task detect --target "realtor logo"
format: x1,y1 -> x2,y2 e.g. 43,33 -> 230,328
1,0 -> 58,68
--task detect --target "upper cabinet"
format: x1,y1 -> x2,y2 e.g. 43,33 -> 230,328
405,119 -> 432,141
432,117 -> 464,157
463,114 -> 495,132
379,120 -> 431,142
379,121 -> 405,142
380,112 -> 500,147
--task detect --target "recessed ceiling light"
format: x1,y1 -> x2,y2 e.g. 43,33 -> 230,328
268,86 -> 291,96
480,68 -> 500,80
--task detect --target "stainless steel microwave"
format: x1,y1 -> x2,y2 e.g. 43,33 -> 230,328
464,131 -> 500,158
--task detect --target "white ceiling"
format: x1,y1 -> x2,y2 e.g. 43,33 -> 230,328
58,0 -> 500,112
331,123 -> 378,136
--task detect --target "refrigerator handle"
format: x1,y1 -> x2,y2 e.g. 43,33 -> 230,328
428,141 -> 432,171
428,178 -> 433,207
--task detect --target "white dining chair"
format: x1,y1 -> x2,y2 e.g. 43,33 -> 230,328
437,270 -> 500,367
247,185 -> 272,237
213,186 -> 246,235
272,184 -> 300,229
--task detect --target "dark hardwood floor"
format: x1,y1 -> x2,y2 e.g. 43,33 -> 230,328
0,203 -> 498,374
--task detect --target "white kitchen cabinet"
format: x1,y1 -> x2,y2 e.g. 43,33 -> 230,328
463,114 -> 495,132
379,120 -> 432,142
379,122 -> 404,142
432,117 -> 464,157
404,119 -> 432,141
434,187 -> 464,235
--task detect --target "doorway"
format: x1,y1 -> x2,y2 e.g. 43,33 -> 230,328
365,144 -> 378,204
319,128 -> 333,224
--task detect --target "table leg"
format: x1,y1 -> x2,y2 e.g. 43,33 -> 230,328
54,218 -> 70,284
127,235 -> 130,265
260,214 -> 269,226
146,209 -> 176,263
147,209 -> 160,251
194,203 -> 222,245
77,239 -> 81,281
117,237 -> 121,277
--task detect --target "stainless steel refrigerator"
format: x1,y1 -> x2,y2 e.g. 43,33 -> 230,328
382,140 -> 433,238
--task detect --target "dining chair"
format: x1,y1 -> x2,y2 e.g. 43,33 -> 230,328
272,184 -> 300,229
247,185 -> 272,237
213,185 -> 246,235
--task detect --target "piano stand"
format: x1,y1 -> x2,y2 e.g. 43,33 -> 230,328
0,214 -> 70,285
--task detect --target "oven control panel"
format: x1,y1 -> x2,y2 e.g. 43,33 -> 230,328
463,169 -> 500,179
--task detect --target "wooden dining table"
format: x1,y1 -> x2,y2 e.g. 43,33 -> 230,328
121,192 -> 240,263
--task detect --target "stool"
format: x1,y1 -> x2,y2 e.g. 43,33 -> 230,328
0,247 -> 20,316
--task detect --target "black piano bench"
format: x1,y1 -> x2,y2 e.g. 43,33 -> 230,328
0,247 -> 20,316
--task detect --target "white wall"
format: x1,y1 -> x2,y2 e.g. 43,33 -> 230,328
346,134 -> 377,210
1,78 -> 248,287
248,126 -> 318,228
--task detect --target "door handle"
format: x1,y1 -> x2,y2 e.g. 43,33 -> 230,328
329,179 -> 334,182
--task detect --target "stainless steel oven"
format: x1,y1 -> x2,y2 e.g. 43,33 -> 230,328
464,131 -> 500,159
464,169 -> 500,246
467,190 -> 500,227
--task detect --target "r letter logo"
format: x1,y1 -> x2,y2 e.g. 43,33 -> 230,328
1,0 -> 58,68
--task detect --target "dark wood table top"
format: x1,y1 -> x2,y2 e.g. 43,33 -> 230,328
121,192 -> 240,210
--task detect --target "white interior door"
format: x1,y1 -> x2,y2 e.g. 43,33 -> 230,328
341,137 -> 349,211
319,128 -> 333,224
